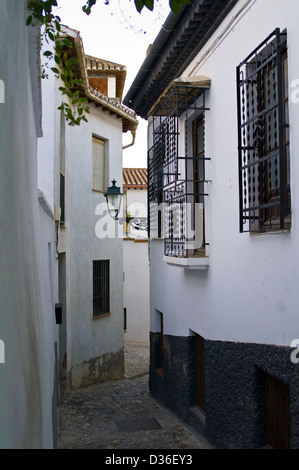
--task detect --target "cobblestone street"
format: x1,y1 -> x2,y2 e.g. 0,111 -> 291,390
57,342 -> 215,450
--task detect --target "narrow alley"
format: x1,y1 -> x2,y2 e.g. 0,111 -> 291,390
57,342 -> 215,450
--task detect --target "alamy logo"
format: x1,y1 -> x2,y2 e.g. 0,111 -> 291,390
0,340 -> 5,364
291,79 -> 299,104
290,339 -> 299,364
0,79 -> 5,104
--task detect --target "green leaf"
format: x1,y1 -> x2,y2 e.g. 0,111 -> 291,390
48,32 -> 55,41
144,0 -> 154,10
44,2 -> 53,14
82,6 -> 91,15
169,0 -> 180,14
68,58 -> 79,66
62,38 -> 73,48
134,0 -> 144,13
27,0 -> 92,127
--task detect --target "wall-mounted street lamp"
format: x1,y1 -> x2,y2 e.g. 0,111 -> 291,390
104,179 -> 123,220
105,179 -> 148,231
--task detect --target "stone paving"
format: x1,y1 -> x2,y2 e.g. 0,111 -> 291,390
57,342 -> 215,450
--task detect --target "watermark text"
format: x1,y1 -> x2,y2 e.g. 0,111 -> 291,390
0,79 -> 5,104
0,340 -> 5,364
291,339 -> 299,364
95,201 -> 204,250
291,79 -> 299,104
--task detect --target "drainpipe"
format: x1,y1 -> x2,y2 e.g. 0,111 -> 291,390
122,129 -> 136,150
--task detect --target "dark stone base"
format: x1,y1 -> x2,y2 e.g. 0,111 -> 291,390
149,332 -> 299,449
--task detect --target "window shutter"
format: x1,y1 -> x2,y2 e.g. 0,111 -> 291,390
92,137 -> 105,192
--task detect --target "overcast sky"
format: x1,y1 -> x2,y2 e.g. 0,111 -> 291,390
55,0 -> 170,168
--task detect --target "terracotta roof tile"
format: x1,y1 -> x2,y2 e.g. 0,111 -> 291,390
85,55 -> 127,101
59,25 -> 138,134
123,168 -> 148,188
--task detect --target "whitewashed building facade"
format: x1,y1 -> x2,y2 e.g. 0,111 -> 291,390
123,168 -> 149,344
38,26 -> 138,391
124,0 -> 299,449
0,0 -> 58,448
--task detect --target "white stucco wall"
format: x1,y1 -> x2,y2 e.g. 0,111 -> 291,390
37,36 -> 56,212
123,188 -> 149,343
62,101 -> 124,388
0,0 -> 57,448
37,30 -> 127,389
149,0 -> 299,347
124,187 -> 148,238
124,238 -> 150,343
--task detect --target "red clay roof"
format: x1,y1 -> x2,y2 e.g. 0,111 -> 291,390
123,168 -> 147,188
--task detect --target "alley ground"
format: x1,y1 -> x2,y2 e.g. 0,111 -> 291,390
57,342 -> 215,450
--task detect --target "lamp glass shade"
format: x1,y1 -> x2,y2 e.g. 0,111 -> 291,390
105,180 -> 122,220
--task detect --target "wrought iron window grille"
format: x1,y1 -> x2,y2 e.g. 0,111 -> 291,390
93,260 -> 110,318
148,83 -> 210,257
237,28 -> 291,233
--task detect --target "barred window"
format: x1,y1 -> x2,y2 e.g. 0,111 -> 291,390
148,82 -> 209,257
93,260 -> 110,317
60,172 -> 65,224
237,29 -> 291,233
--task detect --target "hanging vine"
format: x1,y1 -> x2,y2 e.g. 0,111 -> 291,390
27,0 -> 91,126
26,0 -> 191,125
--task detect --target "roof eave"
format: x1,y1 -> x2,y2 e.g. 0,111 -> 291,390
59,26 -> 138,134
123,0 -> 238,119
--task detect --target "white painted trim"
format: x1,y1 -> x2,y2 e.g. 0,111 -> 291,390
163,256 -> 209,270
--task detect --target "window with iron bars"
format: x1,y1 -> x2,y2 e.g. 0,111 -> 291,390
93,260 -> 110,317
237,29 -> 291,233
148,84 -> 209,257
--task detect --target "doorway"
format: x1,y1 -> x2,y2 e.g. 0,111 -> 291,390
266,373 -> 291,449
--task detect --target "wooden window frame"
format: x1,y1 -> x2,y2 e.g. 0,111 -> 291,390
256,51 -> 290,231
192,115 -> 206,256
237,29 -> 291,233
